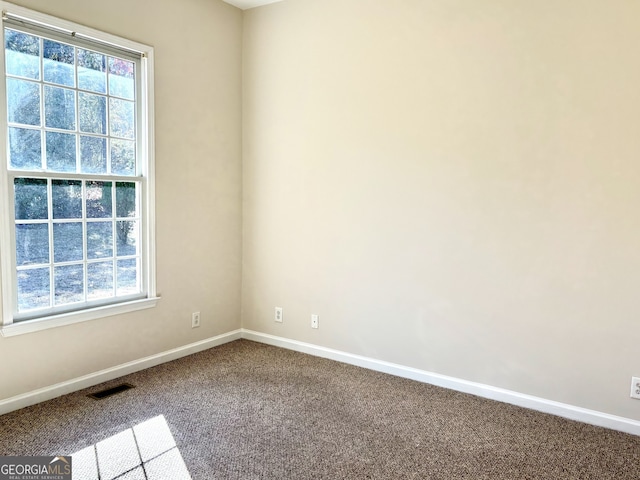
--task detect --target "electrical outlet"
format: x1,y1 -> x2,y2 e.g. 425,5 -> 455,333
191,311 -> 200,328
275,307 -> 283,323
311,314 -> 319,329
631,377 -> 640,399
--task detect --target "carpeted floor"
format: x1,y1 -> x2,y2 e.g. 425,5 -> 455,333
0,339 -> 639,479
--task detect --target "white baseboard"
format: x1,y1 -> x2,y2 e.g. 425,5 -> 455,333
0,329 -> 242,416
240,329 -> 640,437
2,327 -> 638,437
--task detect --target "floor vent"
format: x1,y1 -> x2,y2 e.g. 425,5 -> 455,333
88,383 -> 135,400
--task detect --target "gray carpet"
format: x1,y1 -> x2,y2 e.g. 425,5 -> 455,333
1,339 -> 639,479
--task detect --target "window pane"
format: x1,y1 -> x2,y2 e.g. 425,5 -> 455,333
5,29 -> 40,80
14,178 -> 48,220
7,78 -> 40,126
117,258 -> 138,295
116,221 -> 137,257
16,224 -> 49,265
86,181 -> 113,218
52,179 -> 82,219
44,85 -> 75,130
87,261 -> 114,301
108,57 -> 134,100
46,131 -> 77,172
53,222 -> 83,262
78,49 -> 106,93
17,268 -> 50,311
79,92 -> 106,134
109,98 -> 135,139
87,222 -> 113,259
111,139 -> 135,176
5,25 -> 146,318
9,127 -> 41,170
54,264 -> 84,305
116,182 -> 137,218
80,136 -> 107,174
43,40 -> 75,87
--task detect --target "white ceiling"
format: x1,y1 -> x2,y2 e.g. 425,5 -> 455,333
223,0 -> 282,10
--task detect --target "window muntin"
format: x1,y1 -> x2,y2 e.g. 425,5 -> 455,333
0,7 -> 154,328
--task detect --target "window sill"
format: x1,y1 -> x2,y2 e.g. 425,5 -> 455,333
0,297 -> 160,337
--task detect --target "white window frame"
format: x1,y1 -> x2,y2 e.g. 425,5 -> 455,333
0,2 -> 158,337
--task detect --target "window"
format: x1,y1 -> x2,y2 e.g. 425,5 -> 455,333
0,3 -> 157,336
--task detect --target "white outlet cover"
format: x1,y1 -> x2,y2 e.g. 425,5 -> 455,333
631,377 -> 640,399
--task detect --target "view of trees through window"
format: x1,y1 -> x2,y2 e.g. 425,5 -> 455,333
5,27 -> 142,315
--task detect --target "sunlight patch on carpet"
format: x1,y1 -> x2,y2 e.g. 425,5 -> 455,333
70,415 -> 191,480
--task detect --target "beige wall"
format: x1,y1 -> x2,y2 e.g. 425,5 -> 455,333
0,0 -> 243,399
242,0 -> 640,420
2,0 -> 640,424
